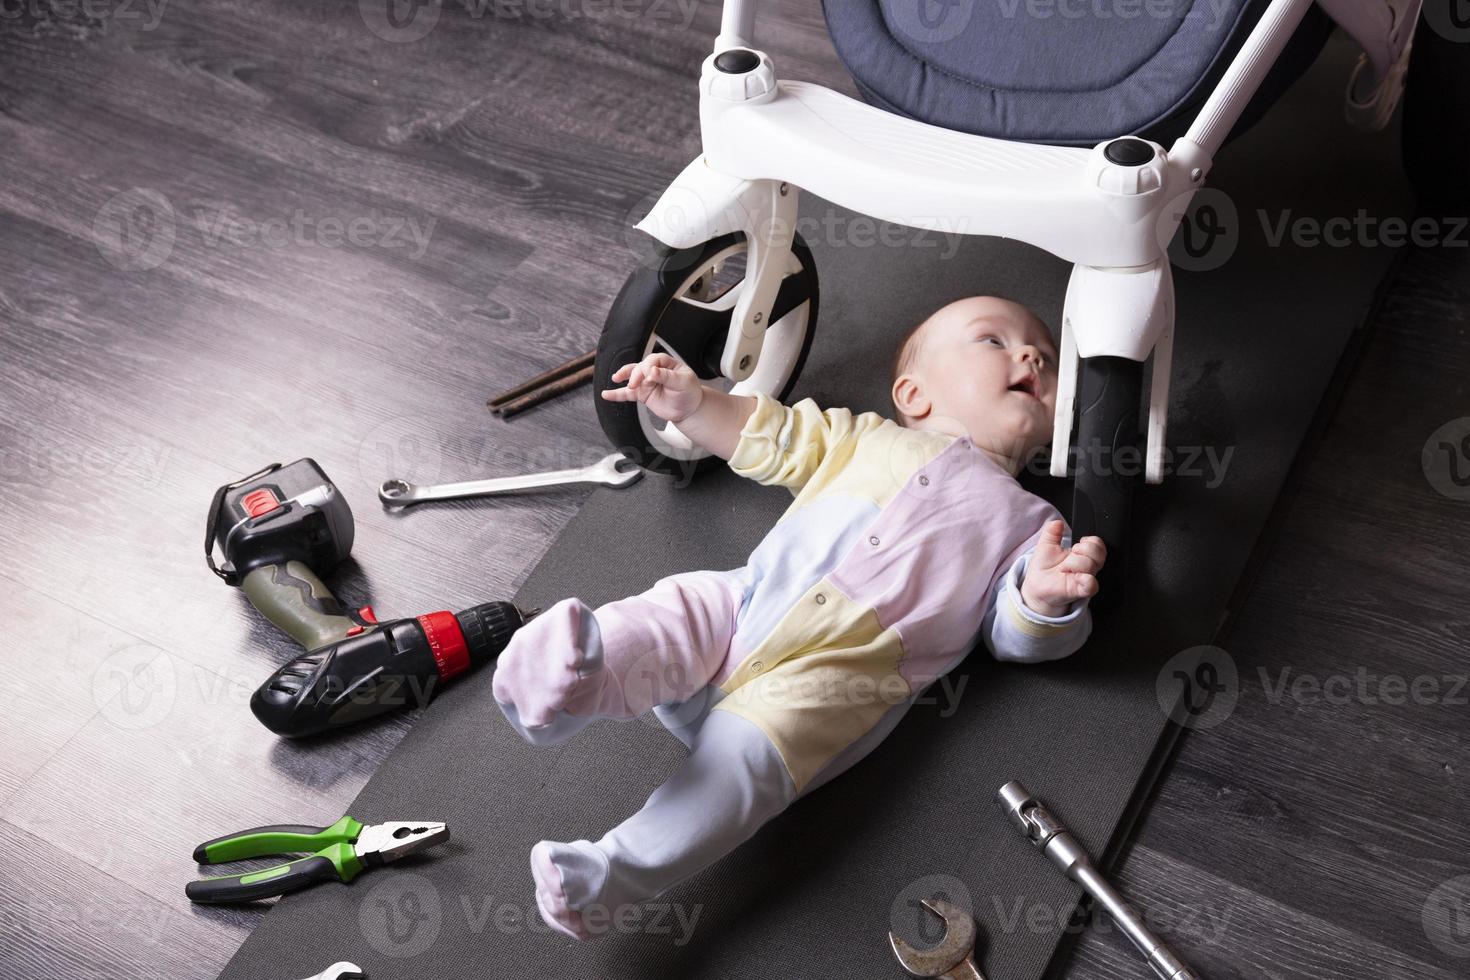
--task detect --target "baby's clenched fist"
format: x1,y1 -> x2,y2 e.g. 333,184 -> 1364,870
600,352 -> 705,423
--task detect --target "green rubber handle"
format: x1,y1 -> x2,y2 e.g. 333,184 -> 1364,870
193,815 -> 364,863
184,844 -> 364,904
241,561 -> 357,652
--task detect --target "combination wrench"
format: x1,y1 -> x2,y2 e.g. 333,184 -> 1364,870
379,452 -> 641,507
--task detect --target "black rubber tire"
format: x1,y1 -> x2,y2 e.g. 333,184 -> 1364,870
1069,355 -> 1145,609
594,232 -> 819,480
1402,3 -> 1470,211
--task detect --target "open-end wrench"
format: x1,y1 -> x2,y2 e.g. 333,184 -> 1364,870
379,452 -> 641,507
889,897 -> 989,980
998,781 -> 1200,980
296,963 -> 363,980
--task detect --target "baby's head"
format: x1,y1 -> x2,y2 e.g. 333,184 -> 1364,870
890,295 -> 1059,474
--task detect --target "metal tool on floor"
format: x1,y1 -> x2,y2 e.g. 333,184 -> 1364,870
487,348 -> 596,419
296,963 -> 363,980
998,781 -> 1200,980
889,896 -> 988,979
378,451 -> 641,508
185,814 -> 449,904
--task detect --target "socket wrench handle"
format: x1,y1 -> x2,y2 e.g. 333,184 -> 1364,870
998,781 -> 1201,980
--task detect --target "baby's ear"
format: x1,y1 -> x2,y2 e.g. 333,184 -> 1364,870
891,374 -> 927,420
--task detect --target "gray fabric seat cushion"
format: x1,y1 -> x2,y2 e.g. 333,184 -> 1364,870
822,0 -> 1333,146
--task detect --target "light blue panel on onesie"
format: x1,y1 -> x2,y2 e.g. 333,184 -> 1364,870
733,493 -> 879,651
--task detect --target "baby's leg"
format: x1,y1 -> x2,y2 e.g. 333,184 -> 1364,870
492,567 -> 747,746
530,708 -> 794,940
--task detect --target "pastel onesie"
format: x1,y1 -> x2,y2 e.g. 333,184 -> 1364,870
491,391 -> 1093,939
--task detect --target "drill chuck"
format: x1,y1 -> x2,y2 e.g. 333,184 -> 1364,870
252,601 -> 528,737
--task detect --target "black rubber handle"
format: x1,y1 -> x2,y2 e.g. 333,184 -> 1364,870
185,854 -> 341,904
191,824 -> 331,863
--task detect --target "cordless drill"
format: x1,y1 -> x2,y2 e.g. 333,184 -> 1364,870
206,459 -> 530,737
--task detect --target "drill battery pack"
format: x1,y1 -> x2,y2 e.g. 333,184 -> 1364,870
205,459 -> 355,586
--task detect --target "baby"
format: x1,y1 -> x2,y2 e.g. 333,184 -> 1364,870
492,295 -> 1106,940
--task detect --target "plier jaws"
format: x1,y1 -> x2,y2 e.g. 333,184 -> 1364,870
355,820 -> 451,864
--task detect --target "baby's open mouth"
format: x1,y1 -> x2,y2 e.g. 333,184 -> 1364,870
1007,374 -> 1041,400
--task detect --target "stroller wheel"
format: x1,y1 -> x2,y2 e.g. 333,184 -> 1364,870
1069,355 -> 1144,610
594,231 -> 819,478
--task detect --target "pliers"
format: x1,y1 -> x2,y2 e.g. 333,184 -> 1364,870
185,814 -> 449,904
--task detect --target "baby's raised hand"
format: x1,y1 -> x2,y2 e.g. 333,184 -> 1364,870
1019,519 -> 1106,617
600,352 -> 705,423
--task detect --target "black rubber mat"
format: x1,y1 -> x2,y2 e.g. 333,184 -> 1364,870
217,36 -> 1408,980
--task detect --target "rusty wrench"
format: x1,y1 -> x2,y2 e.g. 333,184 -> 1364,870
889,897 -> 989,980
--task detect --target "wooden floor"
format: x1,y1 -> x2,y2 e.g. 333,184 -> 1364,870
1,3 -> 1465,979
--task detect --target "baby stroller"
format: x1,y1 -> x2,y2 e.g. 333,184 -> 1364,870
592,0 -> 1454,572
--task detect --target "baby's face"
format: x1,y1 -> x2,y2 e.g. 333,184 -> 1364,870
895,297 -> 1059,465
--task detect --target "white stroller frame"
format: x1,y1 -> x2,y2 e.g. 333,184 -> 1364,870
631,0 -> 1418,486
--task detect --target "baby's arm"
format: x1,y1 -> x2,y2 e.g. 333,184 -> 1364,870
983,520 -> 1104,663
602,352 -> 869,489
600,352 -> 755,460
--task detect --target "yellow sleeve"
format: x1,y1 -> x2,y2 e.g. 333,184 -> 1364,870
728,391 -> 859,492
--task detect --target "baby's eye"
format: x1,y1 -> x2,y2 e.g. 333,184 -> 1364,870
976,334 -> 1005,347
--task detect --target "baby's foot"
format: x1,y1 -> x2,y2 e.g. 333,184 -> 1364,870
492,598 -> 607,746
530,840 -> 609,941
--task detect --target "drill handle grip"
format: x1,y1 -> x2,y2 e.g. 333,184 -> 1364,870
241,561 -> 357,653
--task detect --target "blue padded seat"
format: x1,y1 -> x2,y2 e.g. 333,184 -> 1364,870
822,0 -> 1334,146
